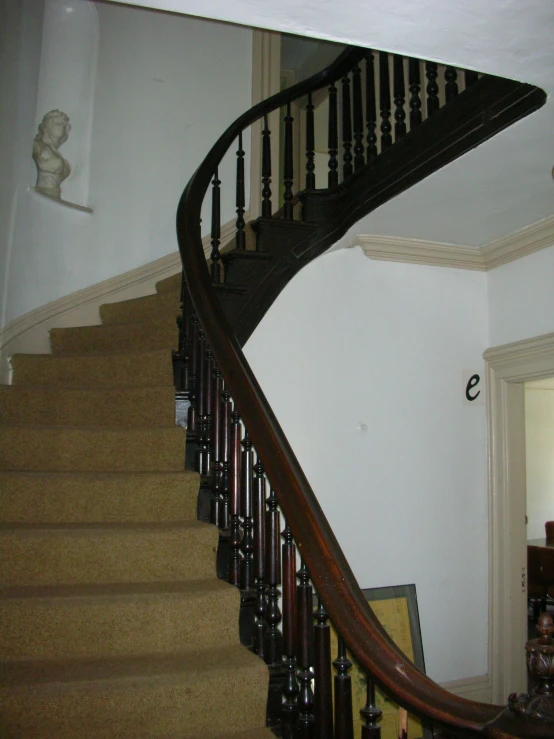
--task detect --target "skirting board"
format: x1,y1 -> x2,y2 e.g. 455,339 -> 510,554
439,674 -> 492,704
350,213 -> 554,272
0,216 -> 241,384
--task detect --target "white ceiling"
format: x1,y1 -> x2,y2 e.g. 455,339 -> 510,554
105,0 -> 554,247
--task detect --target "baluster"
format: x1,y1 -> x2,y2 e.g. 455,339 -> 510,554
283,103 -> 294,220
210,364 -> 223,526
281,524 -> 299,722
175,272 -> 190,392
210,169 -> 221,282
365,51 -> 378,161
219,384 -> 232,531
264,487 -> 282,666
328,83 -> 339,188
253,457 -> 266,657
296,559 -> 315,736
313,598 -> 333,739
236,132 -> 246,249
195,328 -> 207,473
360,673 -> 382,739
305,92 -> 315,190
393,55 -> 406,139
465,70 -> 479,88
334,636 -> 354,739
261,114 -> 272,217
202,344 -> 213,476
408,58 -> 422,129
445,66 -> 458,102
187,313 -> 199,437
341,75 -> 353,180
352,63 -> 365,171
426,62 -> 439,116
379,52 -> 392,151
229,406 -> 242,586
240,430 -> 254,591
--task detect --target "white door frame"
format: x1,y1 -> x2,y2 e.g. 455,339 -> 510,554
484,331 -> 554,702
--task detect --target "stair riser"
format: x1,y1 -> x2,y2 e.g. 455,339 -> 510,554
0,386 -> 176,426
0,472 -> 199,523
0,526 -> 217,585
50,321 -> 178,355
0,427 -> 185,472
1,588 -> 240,661
100,291 -> 180,324
0,660 -> 268,738
11,350 -> 173,387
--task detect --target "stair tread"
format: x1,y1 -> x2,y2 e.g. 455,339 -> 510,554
0,469 -> 197,480
0,644 -> 265,687
0,520 -> 211,533
0,578 -> 232,600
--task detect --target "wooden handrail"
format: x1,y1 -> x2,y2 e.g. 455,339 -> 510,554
176,47 -> 547,737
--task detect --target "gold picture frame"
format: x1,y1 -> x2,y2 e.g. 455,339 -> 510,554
330,583 -> 431,739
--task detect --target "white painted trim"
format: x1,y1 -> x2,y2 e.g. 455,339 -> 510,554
350,214 -> 554,271
0,216 -> 241,383
250,29 -> 281,219
439,674 -> 492,704
481,214 -> 554,270
483,331 -> 554,702
351,234 -> 486,270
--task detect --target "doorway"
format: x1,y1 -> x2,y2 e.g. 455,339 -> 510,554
484,332 -> 554,702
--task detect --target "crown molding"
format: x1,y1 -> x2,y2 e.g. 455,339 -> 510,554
350,214 -> 554,272
349,234 -> 486,270
480,214 -> 554,270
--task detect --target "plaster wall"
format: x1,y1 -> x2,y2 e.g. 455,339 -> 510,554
525,386 -> 554,540
0,0 -> 44,331
0,1 -> 252,328
244,247 -> 489,683
487,244 -> 554,347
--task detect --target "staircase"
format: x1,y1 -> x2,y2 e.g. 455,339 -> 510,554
1,42 -> 551,739
0,275 -> 272,738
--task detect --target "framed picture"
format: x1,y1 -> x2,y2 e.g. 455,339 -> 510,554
330,583 -> 432,739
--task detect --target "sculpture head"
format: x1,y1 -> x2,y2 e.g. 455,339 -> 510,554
35,110 -> 71,150
32,110 -> 72,199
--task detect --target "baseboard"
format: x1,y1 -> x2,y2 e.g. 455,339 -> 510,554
0,217 -> 240,384
439,674 -> 492,703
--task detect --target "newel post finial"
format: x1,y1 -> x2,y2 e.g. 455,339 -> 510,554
508,612 -> 554,723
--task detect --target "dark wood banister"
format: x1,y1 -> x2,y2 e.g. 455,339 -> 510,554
176,47 -> 545,738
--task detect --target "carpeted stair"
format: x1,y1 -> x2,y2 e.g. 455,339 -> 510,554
0,274 -> 272,738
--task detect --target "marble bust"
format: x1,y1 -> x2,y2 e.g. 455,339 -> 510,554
32,109 -> 71,199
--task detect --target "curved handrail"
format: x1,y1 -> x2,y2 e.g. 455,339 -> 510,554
177,47 -> 521,736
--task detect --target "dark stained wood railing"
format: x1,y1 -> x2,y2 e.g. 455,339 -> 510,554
176,44 -> 549,739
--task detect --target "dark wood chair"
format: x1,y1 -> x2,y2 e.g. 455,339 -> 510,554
537,546 -> 554,604
528,545 -> 548,619
545,521 -> 554,540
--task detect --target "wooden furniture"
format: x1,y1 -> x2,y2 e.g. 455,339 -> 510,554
528,539 -> 554,602
545,522 -> 554,540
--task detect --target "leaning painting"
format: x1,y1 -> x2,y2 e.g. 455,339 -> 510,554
331,584 -> 431,739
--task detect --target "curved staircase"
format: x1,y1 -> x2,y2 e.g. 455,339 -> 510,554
1,41 -> 552,739
0,277 -> 271,739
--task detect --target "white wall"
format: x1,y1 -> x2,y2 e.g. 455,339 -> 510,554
0,1 -> 252,328
487,243 -> 554,347
0,0 -> 45,332
244,247 -> 489,683
525,385 -> 554,539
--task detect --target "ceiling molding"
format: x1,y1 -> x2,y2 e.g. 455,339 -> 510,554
480,214 -> 554,270
349,214 -> 554,272
349,234 -> 486,271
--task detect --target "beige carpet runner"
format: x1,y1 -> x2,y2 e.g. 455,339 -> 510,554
0,273 -> 272,738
